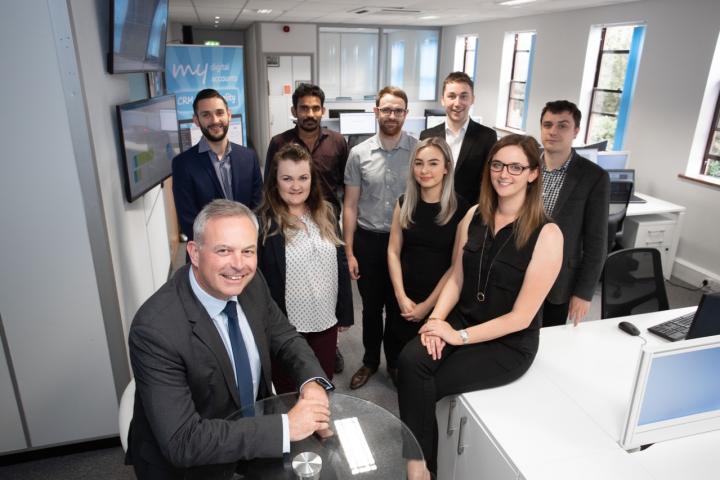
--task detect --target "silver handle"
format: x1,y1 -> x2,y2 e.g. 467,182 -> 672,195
457,417 -> 468,455
446,398 -> 457,436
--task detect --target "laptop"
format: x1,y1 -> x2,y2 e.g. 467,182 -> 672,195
648,292 -> 720,341
606,169 -> 646,204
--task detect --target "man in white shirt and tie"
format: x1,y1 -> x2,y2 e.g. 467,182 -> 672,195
420,72 -> 497,205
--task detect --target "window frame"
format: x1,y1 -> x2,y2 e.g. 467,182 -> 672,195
585,27 -> 630,145
505,32 -> 535,131
701,92 -> 720,177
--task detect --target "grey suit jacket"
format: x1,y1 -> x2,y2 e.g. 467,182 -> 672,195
547,152 -> 610,304
420,119 -> 497,205
127,264 -> 325,476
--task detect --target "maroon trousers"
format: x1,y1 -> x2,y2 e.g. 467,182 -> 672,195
271,325 -> 338,394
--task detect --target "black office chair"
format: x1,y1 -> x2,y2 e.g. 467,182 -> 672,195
608,180 -> 633,252
601,248 -> 669,319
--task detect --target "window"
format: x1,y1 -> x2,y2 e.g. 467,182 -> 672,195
384,29 -> 439,101
454,35 -> 478,81
319,27 -> 439,102
701,94 -> 720,178
506,32 -> 536,131
318,28 -> 379,101
685,31 -> 720,183
584,24 -> 646,149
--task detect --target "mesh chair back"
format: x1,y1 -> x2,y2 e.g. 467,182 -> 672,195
601,248 -> 669,319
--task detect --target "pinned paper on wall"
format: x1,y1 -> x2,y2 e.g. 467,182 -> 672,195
283,84 -> 292,95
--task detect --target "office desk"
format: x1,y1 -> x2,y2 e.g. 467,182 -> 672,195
436,309 -> 720,480
625,192 -> 686,278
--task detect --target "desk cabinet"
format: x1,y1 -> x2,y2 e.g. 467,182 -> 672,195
622,214 -> 676,275
437,396 -> 520,480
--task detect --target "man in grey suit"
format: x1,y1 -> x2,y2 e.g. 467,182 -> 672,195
539,100 -> 610,326
127,200 -> 332,479
420,72 -> 497,204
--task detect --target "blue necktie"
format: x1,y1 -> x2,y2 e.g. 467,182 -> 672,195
219,159 -> 233,200
223,301 -> 255,413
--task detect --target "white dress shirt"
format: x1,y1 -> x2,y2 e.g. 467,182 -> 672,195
445,117 -> 470,166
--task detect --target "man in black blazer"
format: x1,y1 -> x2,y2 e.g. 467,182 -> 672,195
539,100 -> 609,326
127,200 -> 331,479
420,72 -> 497,205
172,89 -> 263,241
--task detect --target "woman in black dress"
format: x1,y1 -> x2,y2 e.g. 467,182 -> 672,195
386,137 -> 469,386
399,134 -> 564,479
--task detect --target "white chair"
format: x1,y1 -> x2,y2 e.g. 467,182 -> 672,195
118,378 -> 135,452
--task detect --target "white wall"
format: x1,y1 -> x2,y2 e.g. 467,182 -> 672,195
440,0 -> 720,282
69,0 -> 171,333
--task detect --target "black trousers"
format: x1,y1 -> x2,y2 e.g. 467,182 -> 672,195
354,227 -> 396,369
385,297 -> 423,369
541,300 -> 570,327
397,316 -> 537,473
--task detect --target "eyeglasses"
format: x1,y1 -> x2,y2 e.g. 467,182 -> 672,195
377,108 -> 407,117
489,160 -> 532,176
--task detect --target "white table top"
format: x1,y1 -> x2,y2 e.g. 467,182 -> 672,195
457,307 -> 720,480
627,192 -> 686,216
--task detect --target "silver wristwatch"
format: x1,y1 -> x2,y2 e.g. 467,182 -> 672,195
459,329 -> 469,345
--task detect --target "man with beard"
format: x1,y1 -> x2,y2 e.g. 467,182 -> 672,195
172,89 -> 263,241
343,86 -> 418,389
264,84 -> 348,217
420,72 -> 497,204
264,84 -> 350,374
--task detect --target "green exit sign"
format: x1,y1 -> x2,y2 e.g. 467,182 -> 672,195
204,40 -> 220,46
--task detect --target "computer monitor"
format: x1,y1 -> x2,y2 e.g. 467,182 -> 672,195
424,108 -> 446,117
578,139 -> 609,152
321,118 -> 340,133
575,148 -> 599,164
403,117 -> 426,139
620,334 -> 720,449
426,115 -> 446,129
339,112 -> 376,135
597,151 -> 630,170
329,108 -> 365,119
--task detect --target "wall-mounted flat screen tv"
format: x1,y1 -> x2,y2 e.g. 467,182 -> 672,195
116,94 -> 180,202
108,0 -> 168,73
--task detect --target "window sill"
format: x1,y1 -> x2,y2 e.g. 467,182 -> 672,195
678,173 -> 720,190
494,125 -> 527,136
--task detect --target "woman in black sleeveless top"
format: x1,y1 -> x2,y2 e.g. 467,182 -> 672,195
386,138 -> 469,385
399,135 -> 564,479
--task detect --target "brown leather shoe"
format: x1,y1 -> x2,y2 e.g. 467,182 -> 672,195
350,365 -> 377,390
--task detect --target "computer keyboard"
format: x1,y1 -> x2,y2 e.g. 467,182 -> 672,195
647,312 -> 695,341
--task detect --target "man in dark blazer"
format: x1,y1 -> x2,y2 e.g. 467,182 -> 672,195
172,89 -> 263,241
420,72 -> 497,205
127,200 -> 332,479
539,100 -> 609,327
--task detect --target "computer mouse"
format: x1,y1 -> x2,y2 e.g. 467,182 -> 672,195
618,321 -> 640,336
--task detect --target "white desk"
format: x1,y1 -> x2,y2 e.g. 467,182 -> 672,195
625,192 -> 686,278
437,309 -> 720,480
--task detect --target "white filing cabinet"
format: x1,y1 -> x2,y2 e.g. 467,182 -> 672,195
622,214 -> 676,275
437,396 -> 520,480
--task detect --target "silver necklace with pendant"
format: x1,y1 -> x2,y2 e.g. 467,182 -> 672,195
476,226 -> 513,303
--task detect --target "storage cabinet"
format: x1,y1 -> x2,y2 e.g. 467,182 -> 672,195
622,214 -> 676,276
436,396 -> 520,480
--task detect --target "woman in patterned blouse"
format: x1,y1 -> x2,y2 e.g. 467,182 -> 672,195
257,143 -> 353,393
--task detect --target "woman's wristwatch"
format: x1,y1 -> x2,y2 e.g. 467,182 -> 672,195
458,329 -> 469,345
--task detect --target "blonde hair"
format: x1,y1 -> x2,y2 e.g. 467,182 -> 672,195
399,137 -> 458,229
257,143 -> 342,245
478,134 -> 548,248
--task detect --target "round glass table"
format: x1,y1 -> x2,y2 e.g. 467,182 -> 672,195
189,392 -> 422,479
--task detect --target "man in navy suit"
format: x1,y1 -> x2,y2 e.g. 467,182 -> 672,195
420,72 -> 497,205
172,89 -> 263,241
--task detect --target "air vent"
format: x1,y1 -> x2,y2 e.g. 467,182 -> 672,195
349,7 -> 423,16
